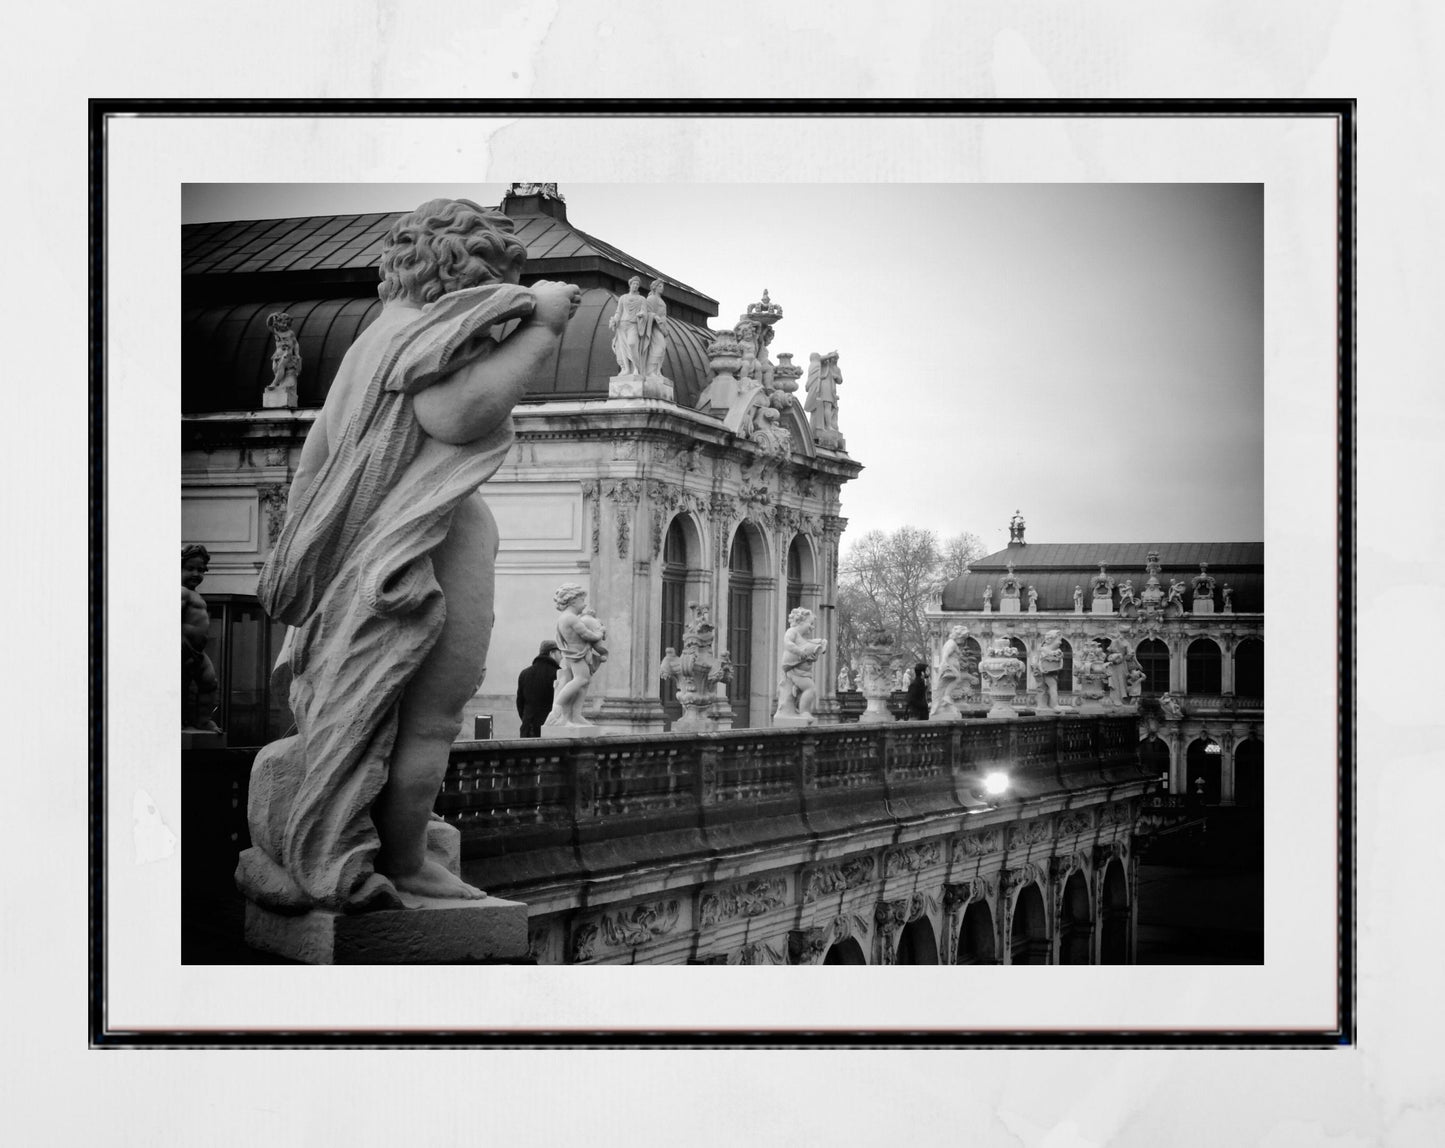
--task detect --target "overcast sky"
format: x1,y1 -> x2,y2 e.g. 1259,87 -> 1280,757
184,182 -> 1263,553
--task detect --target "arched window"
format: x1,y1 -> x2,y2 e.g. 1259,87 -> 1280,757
786,537 -> 804,616
823,937 -> 866,965
1235,737 -> 1264,807
956,901 -> 997,965
1234,638 -> 1264,699
1010,884 -> 1049,965
727,530 -> 756,728
1058,638 -> 1074,693
1058,872 -> 1092,965
1187,737 -> 1222,805
1186,638 -> 1222,695
1137,639 -> 1170,694
659,519 -> 690,726
1139,736 -> 1171,789
895,918 -> 939,965
1099,861 -> 1129,964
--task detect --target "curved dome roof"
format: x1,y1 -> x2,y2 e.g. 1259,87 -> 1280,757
182,286 -> 716,413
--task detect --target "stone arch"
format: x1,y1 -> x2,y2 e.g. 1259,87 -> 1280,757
658,514 -> 709,729
1057,638 -> 1074,693
822,936 -> 867,965
1139,735 -> 1171,787
1235,735 -> 1264,807
785,532 -> 820,618
725,519 -> 772,729
956,900 -> 997,965
1009,882 -> 1050,965
895,917 -> 940,965
1057,871 -> 1093,965
1186,637 -> 1222,695
1099,858 -> 1130,964
1186,736 -> 1222,805
1234,637 -> 1264,699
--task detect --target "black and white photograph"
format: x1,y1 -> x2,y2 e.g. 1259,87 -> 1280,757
177,180 -> 1269,973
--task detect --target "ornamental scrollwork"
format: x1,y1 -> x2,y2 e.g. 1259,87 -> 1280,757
802,855 -> 876,903
594,899 -> 681,950
884,839 -> 944,876
698,878 -> 788,929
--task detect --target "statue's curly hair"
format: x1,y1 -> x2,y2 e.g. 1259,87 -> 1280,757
181,544 -> 211,566
787,607 -> 813,628
378,198 -> 528,306
553,583 -> 587,611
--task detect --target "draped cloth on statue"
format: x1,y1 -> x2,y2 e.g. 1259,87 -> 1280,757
238,283 -> 535,913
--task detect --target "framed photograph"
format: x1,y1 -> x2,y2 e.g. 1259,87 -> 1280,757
94,100 -> 1351,1046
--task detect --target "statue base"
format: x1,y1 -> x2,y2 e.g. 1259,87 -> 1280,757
1193,600 -> 1215,614
813,429 -> 846,451
671,707 -> 722,733
771,712 -> 816,728
1091,600 -> 1113,615
999,599 -> 1020,614
262,382 -> 298,409
540,721 -> 626,739
985,700 -> 1019,720
857,702 -> 896,724
608,373 -> 675,401
244,894 -> 528,965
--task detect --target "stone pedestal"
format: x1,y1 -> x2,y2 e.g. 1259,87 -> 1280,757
1091,599 -> 1113,615
857,698 -> 895,724
262,380 -> 298,409
813,428 -> 846,451
999,598 -> 1020,614
771,712 -> 816,728
245,894 -> 528,964
1192,600 -> 1214,614
608,373 -> 675,401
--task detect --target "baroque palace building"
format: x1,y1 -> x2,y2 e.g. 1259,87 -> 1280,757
923,514 -> 1264,809
182,184 -> 860,742
183,188 -> 1168,966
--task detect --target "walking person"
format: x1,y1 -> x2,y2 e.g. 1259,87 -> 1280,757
905,662 -> 930,721
516,640 -> 562,738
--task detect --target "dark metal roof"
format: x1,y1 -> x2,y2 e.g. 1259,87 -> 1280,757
941,543 -> 1264,613
182,287 -> 716,412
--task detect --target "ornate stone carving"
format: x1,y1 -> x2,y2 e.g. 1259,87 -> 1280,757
954,829 -> 1005,859
571,922 -> 599,963
580,479 -> 602,555
527,924 -> 552,963
803,855 -> 877,902
542,584 -> 609,732
979,633 -> 1026,718
856,625 -> 899,725
1057,810 -> 1092,837
930,624 -> 978,719
738,941 -> 784,965
1004,862 -> 1047,892
699,877 -> 788,928
262,446 -> 289,468
597,899 -> 682,949
1007,818 -> 1052,849
263,311 -> 301,409
884,840 -> 944,876
788,926 -> 830,965
659,602 -> 733,732
1073,636 -> 1114,713
649,481 -> 681,560
258,483 -> 290,547
605,480 -> 641,559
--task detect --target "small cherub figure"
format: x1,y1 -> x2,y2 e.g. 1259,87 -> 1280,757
775,607 -> 828,721
545,585 -> 609,727
181,545 -> 222,732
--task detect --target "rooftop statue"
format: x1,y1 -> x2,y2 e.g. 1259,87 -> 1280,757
236,198 -> 580,913
774,607 -> 828,724
544,584 -> 610,730
805,350 -> 844,447
608,275 -> 647,377
641,279 -> 669,379
264,312 -> 301,409
181,545 -> 222,733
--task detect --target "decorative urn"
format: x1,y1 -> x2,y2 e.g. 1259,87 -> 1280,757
978,634 -> 1025,719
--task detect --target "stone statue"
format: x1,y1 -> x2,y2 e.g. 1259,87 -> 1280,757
837,666 -> 853,692
658,602 -> 731,731
774,607 -> 828,724
1008,510 -> 1025,543
1159,692 -> 1185,719
1073,585 -> 1083,612
1027,586 -> 1038,612
1222,584 -> 1234,612
608,275 -> 647,376
804,351 -> 843,446
181,544 -> 222,733
1107,635 -> 1141,707
736,320 -> 774,391
641,279 -> 669,378
1191,562 -> 1216,601
1166,579 -> 1187,610
264,312 -> 302,408
930,624 -> 978,718
1030,629 -> 1065,712
1091,563 -> 1114,600
982,584 -> 992,611
545,584 -> 609,728
748,404 -> 793,459
237,197 -> 581,913
1117,578 -> 1140,618
1072,637 -> 1112,712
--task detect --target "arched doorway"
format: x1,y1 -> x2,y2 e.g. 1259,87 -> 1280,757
726,525 -> 761,728
1007,637 -> 1028,697
659,518 -> 691,728
895,918 -> 939,964
1057,871 -> 1092,964
1137,638 -> 1170,695
1234,639 -> 1264,699
1186,737 -> 1222,805
823,937 -> 866,965
1099,859 -> 1129,964
1009,884 -> 1049,964
1139,736 -> 1171,790
1187,638 -> 1222,695
1235,737 -> 1264,807
1057,638 -> 1074,693
956,901 -> 997,964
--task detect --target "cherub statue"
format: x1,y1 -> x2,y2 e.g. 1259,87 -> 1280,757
181,545 -> 222,732
545,584 -> 609,727
237,197 -> 581,913
775,607 -> 828,722
930,624 -> 977,717
1030,629 -> 1065,712
265,311 -> 302,404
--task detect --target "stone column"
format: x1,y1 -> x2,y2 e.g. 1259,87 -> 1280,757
1169,638 -> 1186,694
1219,731 -> 1236,805
1220,639 -> 1235,695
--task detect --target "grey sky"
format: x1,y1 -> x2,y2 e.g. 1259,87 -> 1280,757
184,182 -> 1263,551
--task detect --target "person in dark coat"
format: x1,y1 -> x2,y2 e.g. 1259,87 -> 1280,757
516,640 -> 561,738
905,662 -> 930,720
